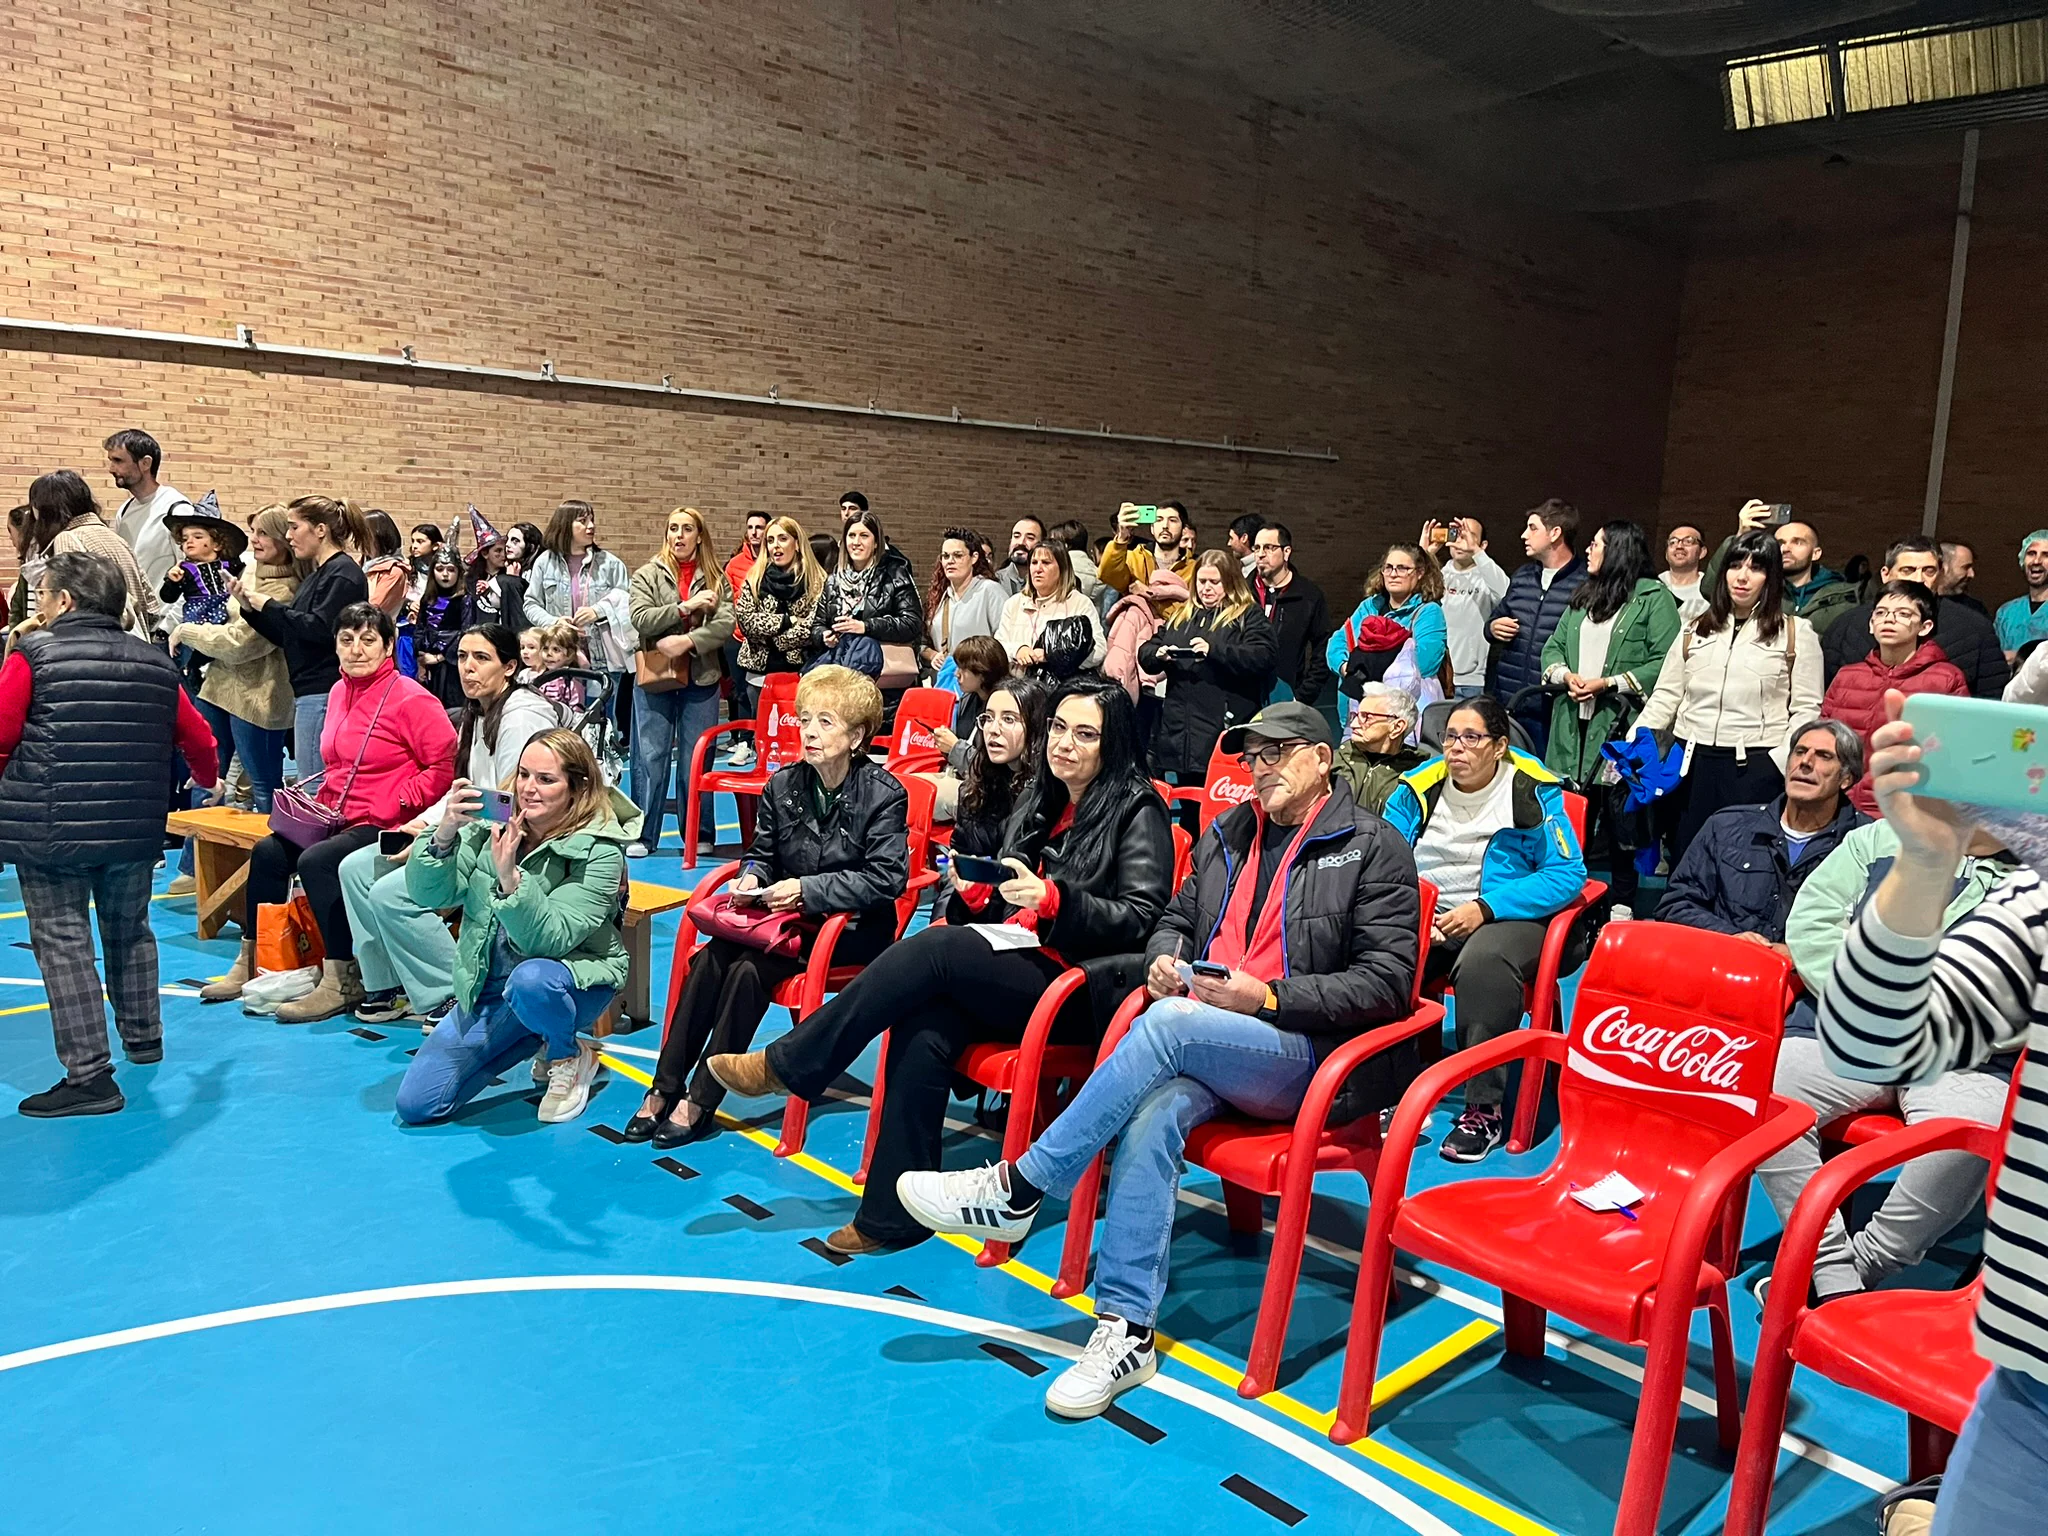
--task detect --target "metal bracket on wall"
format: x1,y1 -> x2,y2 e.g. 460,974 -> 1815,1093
0,315 -> 1338,464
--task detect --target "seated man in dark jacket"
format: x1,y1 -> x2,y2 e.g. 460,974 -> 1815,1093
892,700 -> 1421,1422
1653,717 -> 1866,948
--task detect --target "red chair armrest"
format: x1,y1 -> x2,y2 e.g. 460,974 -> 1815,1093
1167,786 -> 1205,806
1088,986 -> 1153,1070
1536,879 -> 1606,985
906,869 -> 942,894
1658,1094 -> 1817,1301
680,860 -> 745,961
687,721 -> 751,784
1764,1114 -> 2002,1325
1291,1002 -> 1447,1140
797,911 -> 852,1013
1372,1029 -> 1572,1207
1008,965 -> 1092,1096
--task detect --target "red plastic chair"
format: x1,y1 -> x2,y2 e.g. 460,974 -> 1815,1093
1170,823 -> 1193,892
682,673 -> 803,860
1164,741 -> 1257,833
884,687 -> 958,775
1053,882 -> 1443,1397
1724,1067 -> 2023,1536
1426,787 -> 1605,1155
662,771 -> 938,1158
1335,924 -> 1811,1536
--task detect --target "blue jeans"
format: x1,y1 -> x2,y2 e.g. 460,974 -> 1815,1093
292,693 -> 328,781
394,958 -> 616,1124
1014,996 -> 1318,1327
229,716 -> 289,814
1930,1368 -> 2048,1536
631,680 -> 720,846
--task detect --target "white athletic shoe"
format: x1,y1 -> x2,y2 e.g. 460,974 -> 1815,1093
624,841 -> 650,860
725,742 -> 755,770
1045,1315 -> 1157,1420
537,1041 -> 599,1123
895,1162 -> 1038,1244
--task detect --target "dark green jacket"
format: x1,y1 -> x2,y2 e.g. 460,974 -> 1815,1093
1539,578 -> 1681,785
1332,741 -> 1427,816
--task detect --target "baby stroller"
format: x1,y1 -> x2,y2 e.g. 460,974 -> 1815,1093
534,667 -> 627,788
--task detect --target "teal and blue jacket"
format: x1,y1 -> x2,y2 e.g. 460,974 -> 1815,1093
1380,748 -> 1586,923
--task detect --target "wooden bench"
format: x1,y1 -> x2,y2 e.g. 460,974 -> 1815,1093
597,880 -> 693,1036
166,807 -> 274,940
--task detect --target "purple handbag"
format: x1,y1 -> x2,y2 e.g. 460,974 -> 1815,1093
269,680 -> 397,850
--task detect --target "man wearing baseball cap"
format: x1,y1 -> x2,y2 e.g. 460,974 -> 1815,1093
891,698 -> 1420,1421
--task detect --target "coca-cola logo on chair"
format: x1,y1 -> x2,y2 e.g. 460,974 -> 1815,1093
1208,771 -> 1257,808
1567,1004 -> 1767,1115
900,721 -> 938,755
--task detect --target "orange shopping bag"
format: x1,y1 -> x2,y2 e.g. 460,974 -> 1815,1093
254,891 -> 325,972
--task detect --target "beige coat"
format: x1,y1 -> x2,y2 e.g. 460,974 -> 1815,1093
629,557 -> 735,690
171,564 -> 300,731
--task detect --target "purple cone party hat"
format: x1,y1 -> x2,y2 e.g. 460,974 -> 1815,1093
467,504 -> 502,552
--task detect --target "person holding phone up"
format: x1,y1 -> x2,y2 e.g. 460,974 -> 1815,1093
889,701 -> 1419,1421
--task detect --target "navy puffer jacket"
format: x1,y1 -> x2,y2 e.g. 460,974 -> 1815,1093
1487,555 -> 1587,704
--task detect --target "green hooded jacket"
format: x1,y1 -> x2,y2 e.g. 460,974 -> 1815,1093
1539,577 -> 1682,785
405,787 -> 641,1012
1332,741 -> 1428,816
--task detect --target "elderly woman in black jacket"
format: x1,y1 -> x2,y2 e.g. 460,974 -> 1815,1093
710,675 -> 1174,1255
624,664 -> 909,1149
1139,550 -> 1278,782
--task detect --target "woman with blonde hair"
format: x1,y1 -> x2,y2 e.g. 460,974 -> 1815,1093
628,505 -> 735,859
995,541 -> 1106,679
1138,549 -> 1277,780
734,514 -> 826,690
395,726 -> 638,1126
168,503 -> 304,813
1326,541 -> 1448,724
230,494 -> 372,777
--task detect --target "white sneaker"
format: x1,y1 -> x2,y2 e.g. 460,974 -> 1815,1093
1609,904 -> 1633,923
725,742 -> 755,770
895,1162 -> 1038,1244
537,1041 -> 599,1123
624,841 -> 650,860
1045,1315 -> 1157,1420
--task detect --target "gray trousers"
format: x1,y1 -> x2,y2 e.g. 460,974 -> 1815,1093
17,859 -> 159,1084
1759,1036 -> 2007,1297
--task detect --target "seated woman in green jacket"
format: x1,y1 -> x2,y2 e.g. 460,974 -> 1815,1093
395,727 -> 636,1127
1538,520 -> 1679,919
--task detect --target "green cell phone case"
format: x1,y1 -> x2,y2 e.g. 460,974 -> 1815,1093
1901,694 -> 2048,811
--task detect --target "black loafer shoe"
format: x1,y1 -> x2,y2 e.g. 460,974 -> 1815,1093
19,1074 -> 125,1118
652,1109 -> 716,1149
620,1110 -> 662,1144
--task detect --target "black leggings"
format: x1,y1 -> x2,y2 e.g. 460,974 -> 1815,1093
767,925 -> 1089,1244
244,825 -> 382,960
1671,746 -> 1784,859
651,925 -> 891,1112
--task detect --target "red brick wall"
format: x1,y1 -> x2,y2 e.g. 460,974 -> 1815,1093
1,0 -> 1682,607
1659,122 -> 2048,608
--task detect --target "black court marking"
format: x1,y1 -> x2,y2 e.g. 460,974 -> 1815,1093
654,1156 -> 699,1181
722,1193 -> 772,1220
884,1284 -> 924,1301
12,942 -> 32,951
587,1123 -> 626,1144
978,1341 -> 1047,1378
404,1048 -> 418,1058
347,1027 -> 386,1042
1221,1475 -> 1305,1527
178,977 -> 206,988
1103,1405 -> 1165,1444
800,1236 -> 852,1267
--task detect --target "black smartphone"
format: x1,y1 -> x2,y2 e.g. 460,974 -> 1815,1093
1190,960 -> 1232,981
1766,503 -> 1794,525
379,830 -> 414,858
951,854 -> 1011,885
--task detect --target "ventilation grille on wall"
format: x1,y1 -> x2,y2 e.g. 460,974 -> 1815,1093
1725,14 -> 2048,130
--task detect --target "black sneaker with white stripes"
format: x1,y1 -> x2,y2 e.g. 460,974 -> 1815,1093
1046,1314 -> 1157,1419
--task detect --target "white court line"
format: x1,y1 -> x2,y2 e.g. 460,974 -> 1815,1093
0,1274 -> 1459,1535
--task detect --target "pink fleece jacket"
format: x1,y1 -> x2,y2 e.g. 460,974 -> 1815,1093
318,659 -> 457,827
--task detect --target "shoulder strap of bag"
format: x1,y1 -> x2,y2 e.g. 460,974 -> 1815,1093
331,678 -> 399,819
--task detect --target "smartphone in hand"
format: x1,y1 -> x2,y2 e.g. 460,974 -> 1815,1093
950,854 -> 1011,885
478,788 -> 517,825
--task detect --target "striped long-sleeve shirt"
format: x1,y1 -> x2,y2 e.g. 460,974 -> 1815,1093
1819,866 -> 2048,1381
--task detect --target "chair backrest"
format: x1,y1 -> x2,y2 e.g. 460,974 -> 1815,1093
753,673 -> 803,775
889,768 -> 938,935
1563,922 -> 1797,1145
1413,878 -> 1439,1010
1198,739 -> 1258,831
886,687 -> 956,774
1419,699 -> 1536,756
1170,823 -> 1193,892
1561,789 -> 1586,845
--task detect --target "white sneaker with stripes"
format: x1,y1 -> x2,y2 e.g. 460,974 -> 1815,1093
894,1162 -> 1037,1244
1046,1315 -> 1157,1419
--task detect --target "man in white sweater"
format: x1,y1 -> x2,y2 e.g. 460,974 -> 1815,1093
102,428 -> 190,628
1422,517 -> 1509,695
1818,691 -> 2048,1534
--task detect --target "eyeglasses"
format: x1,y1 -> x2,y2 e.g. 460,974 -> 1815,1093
1237,739 -> 1308,769
1381,564 -> 1418,576
1442,730 -> 1500,749
1350,711 -> 1407,726
1667,535 -> 1702,547
1872,606 -> 1923,623
1047,718 -> 1101,746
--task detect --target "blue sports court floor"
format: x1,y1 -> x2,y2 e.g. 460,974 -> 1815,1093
0,806 -> 1972,1534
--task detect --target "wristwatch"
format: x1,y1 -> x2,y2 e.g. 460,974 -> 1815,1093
1257,985 -> 1281,1023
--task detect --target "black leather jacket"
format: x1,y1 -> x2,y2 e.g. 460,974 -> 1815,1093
810,543 -> 925,651
741,758 -> 910,941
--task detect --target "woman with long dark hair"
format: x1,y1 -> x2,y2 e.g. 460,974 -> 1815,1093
811,508 -> 923,678
9,471 -> 161,640
1634,528 -> 1824,855
922,525 -> 1004,672
706,675 -> 1173,1255
943,674 -> 1052,919
1538,520 -> 1681,917
502,522 -> 546,584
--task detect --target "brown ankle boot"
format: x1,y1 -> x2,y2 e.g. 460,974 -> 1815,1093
199,940 -> 256,1003
706,1050 -> 787,1099
277,959 -> 365,1024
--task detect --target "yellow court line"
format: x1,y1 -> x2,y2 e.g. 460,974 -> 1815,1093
0,1002 -> 49,1018
598,1051 -> 1555,1536
0,893 -> 185,923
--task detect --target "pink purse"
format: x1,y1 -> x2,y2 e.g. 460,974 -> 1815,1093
687,892 -> 818,957
269,680 -> 397,850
